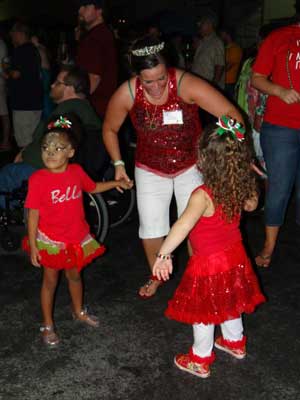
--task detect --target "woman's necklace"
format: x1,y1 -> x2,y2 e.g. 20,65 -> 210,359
145,104 -> 158,130
144,80 -> 168,130
286,49 -> 294,89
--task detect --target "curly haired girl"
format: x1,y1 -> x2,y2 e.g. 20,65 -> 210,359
152,116 -> 265,378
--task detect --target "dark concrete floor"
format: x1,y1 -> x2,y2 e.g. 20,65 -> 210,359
0,167 -> 300,399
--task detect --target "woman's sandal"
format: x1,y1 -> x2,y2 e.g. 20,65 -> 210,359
255,253 -> 272,268
138,275 -> 164,299
40,325 -> 60,347
72,307 -> 100,328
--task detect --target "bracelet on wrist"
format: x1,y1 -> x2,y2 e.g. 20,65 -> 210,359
156,253 -> 173,260
113,160 -> 125,167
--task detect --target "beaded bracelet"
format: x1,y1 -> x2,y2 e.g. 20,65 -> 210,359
113,160 -> 125,167
156,253 -> 173,260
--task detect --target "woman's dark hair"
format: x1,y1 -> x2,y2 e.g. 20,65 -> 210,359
198,124 -> 257,221
43,113 -> 84,151
129,35 -> 168,74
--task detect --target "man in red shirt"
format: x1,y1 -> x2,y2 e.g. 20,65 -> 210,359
76,0 -> 118,118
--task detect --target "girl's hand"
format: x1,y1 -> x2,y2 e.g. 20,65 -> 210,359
30,246 -> 41,267
153,258 -> 173,281
244,194 -> 259,212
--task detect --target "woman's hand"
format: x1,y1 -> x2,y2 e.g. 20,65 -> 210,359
278,87 -> 300,104
30,245 -> 41,267
115,165 -> 131,193
152,258 -> 173,281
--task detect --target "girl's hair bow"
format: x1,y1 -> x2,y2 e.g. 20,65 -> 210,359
47,116 -> 72,130
216,115 -> 245,142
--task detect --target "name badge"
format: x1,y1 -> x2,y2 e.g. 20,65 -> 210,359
163,110 -> 183,125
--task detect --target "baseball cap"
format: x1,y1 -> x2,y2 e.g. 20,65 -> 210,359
78,0 -> 104,8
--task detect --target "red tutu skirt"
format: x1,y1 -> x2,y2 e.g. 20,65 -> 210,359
22,230 -> 106,272
165,241 -> 265,325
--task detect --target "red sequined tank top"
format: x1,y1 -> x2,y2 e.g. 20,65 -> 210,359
129,68 -> 202,176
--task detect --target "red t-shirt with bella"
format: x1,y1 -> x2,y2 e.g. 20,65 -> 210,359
76,23 -> 118,118
25,164 -> 96,243
252,25 -> 300,129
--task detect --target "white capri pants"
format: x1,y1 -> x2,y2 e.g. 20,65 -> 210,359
192,317 -> 244,358
135,165 -> 203,239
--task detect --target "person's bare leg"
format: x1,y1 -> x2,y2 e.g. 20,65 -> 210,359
65,268 -> 83,315
255,225 -> 279,268
41,267 -> 60,326
66,267 -> 99,327
139,237 -> 164,297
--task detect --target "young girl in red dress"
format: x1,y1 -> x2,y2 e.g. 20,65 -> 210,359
153,116 -> 265,378
23,116 -> 133,347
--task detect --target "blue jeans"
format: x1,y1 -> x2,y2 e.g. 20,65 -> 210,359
0,162 -> 37,208
260,122 -> 300,226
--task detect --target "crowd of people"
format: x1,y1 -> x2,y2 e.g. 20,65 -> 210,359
0,0 -> 300,380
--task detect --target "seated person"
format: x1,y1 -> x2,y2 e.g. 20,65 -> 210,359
0,65 -> 108,208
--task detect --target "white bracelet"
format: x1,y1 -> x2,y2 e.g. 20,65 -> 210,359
113,160 -> 125,167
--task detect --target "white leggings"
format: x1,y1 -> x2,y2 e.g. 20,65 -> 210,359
192,317 -> 244,358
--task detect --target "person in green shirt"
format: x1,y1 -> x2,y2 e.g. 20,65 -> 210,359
0,65 -> 106,208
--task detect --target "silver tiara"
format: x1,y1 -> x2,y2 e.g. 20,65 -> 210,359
131,42 -> 165,57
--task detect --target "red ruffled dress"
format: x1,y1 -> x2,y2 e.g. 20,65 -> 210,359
22,164 -> 105,272
165,185 -> 265,325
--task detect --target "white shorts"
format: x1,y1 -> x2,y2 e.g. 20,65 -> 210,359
135,165 -> 203,239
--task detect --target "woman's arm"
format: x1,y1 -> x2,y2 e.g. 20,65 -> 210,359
177,70 -> 243,123
28,208 -> 41,267
251,72 -> 300,105
102,80 -> 134,181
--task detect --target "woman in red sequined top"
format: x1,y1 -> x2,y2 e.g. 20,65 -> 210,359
152,118 -> 265,378
103,36 -> 243,298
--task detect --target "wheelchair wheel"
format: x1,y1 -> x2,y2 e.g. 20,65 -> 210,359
102,188 -> 136,228
83,193 -> 109,243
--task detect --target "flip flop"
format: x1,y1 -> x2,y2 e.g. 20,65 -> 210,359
138,275 -> 164,299
255,253 -> 272,268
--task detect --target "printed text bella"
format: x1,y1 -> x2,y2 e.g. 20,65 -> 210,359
51,186 -> 82,204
